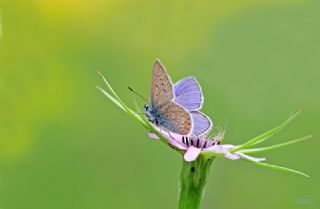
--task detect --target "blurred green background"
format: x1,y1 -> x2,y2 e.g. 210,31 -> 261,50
0,0 -> 319,209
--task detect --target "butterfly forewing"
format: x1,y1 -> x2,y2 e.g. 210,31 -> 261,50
158,101 -> 192,135
151,60 -> 174,106
174,76 -> 203,111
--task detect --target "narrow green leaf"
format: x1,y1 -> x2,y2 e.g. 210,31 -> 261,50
124,106 -> 148,128
231,110 -> 302,153
98,71 -> 122,101
247,160 -> 310,178
96,85 -> 127,112
241,135 -> 312,154
97,72 -> 147,128
98,71 -> 132,113
97,85 -> 147,127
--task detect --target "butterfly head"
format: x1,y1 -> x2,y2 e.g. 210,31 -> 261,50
144,104 -> 159,125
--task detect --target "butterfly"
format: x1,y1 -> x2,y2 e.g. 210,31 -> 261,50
144,59 -> 212,136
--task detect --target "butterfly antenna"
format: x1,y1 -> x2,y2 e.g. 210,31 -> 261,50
128,86 -> 148,102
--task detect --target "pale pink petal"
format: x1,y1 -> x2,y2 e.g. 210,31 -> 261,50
148,131 -> 187,150
148,133 -> 160,139
158,129 -> 184,141
168,137 -> 188,150
204,144 -> 265,161
224,152 -> 241,160
148,126 -> 188,150
236,152 -> 266,162
184,146 -> 202,162
205,145 -> 240,160
204,144 -> 233,153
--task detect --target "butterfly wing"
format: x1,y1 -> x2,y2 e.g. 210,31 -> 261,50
174,76 -> 203,111
149,60 -> 208,136
174,77 -> 212,136
151,60 -> 174,106
190,111 -> 212,136
157,101 -> 192,135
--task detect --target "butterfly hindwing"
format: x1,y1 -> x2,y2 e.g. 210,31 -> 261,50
151,60 -> 174,106
157,101 -> 192,135
174,76 -> 203,111
190,111 -> 212,136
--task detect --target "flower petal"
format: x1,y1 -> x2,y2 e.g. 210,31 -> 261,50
204,144 -> 234,154
204,144 -> 265,161
148,133 -> 160,140
148,132 -> 187,150
225,152 -> 241,160
184,146 -> 202,162
236,152 -> 266,162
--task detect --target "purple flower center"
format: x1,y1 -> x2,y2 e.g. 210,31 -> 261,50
180,136 -> 219,149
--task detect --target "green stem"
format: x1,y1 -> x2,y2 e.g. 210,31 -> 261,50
178,155 -> 214,209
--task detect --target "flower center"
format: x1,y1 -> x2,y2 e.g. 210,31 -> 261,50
181,136 -> 219,148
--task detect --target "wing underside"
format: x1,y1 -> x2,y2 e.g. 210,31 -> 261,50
174,76 -> 203,111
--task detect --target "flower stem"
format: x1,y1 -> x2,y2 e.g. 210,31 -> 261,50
178,155 -> 214,209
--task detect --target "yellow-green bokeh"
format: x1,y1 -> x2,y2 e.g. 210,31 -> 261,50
0,0 -> 319,209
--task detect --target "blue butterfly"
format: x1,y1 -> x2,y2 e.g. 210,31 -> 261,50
144,59 -> 212,136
